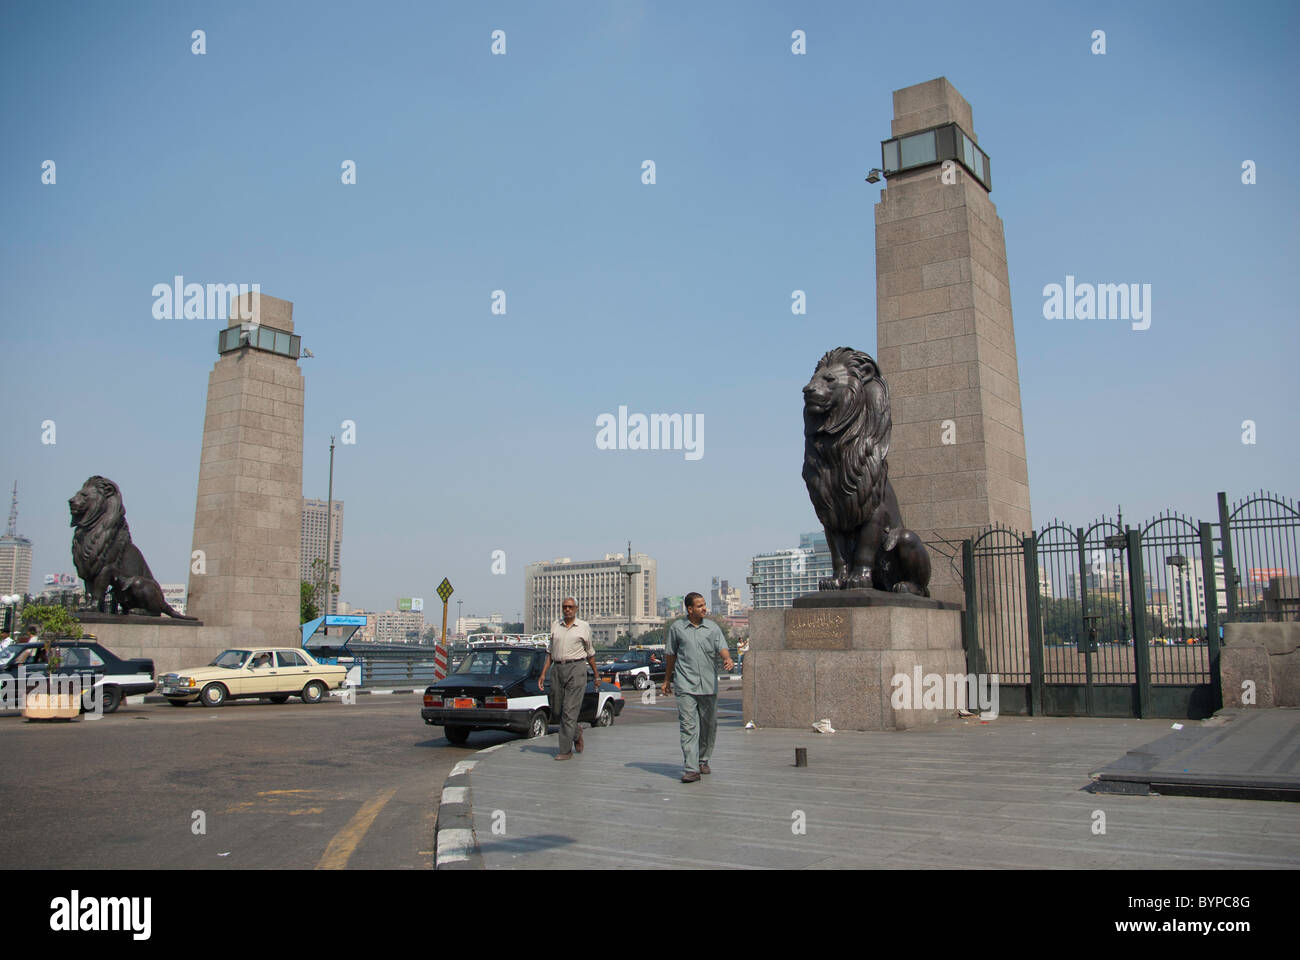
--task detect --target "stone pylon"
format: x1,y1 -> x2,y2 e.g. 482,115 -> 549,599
186,293 -> 304,647
874,77 -> 1033,605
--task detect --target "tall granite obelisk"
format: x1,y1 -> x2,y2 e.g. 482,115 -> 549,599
186,293 -> 304,647
873,77 -> 1032,604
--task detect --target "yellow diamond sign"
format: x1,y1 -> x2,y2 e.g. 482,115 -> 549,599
437,578 -> 453,603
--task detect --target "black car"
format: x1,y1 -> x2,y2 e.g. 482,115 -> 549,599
0,640 -> 156,714
599,648 -> 667,690
422,643 -> 624,744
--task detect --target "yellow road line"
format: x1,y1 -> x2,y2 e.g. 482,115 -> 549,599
315,787 -> 399,870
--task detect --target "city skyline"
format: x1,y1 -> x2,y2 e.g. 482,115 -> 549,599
3,1 -> 1297,619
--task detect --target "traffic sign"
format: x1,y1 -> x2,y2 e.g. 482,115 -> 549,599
437,578 -> 453,602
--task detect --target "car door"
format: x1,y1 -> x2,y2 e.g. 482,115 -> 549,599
276,650 -> 312,692
62,645 -> 107,701
241,651 -> 278,695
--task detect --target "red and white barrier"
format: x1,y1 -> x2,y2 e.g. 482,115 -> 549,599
433,644 -> 448,680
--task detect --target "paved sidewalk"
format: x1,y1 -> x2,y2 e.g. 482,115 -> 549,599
439,713 -> 1300,869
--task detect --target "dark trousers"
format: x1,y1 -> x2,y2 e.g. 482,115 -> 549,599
550,660 -> 586,753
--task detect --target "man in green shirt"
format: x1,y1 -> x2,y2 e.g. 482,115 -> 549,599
662,592 -> 735,783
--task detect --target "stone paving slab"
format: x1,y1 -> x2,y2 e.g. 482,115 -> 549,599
448,712 -> 1300,869
1091,708 -> 1300,799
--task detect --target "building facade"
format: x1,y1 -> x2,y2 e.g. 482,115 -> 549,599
525,552 -> 659,645
457,614 -> 504,636
0,535 -> 33,596
750,532 -> 833,609
374,607 -> 425,643
301,497 -> 344,615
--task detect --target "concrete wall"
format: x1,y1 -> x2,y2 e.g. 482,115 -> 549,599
1221,622 -> 1300,708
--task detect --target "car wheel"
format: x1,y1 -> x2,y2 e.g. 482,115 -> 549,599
166,699 -> 188,707
527,709 -> 549,738
200,683 -> 227,708
300,681 -> 325,704
595,698 -> 615,727
444,725 -> 470,745
99,686 -> 122,714
268,694 -> 290,704
634,674 -> 650,690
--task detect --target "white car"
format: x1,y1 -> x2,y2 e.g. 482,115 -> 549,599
161,647 -> 348,707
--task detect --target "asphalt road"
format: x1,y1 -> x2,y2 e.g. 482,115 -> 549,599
0,685 -> 742,870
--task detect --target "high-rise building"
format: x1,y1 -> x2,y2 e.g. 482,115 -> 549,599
709,578 -> 742,615
301,497 -> 344,615
525,551 -> 659,645
0,483 -> 33,597
750,532 -> 833,609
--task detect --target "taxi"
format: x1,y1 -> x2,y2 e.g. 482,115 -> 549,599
422,639 -> 624,744
161,647 -> 348,707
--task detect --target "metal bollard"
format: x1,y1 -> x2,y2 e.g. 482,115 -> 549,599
794,747 -> 807,767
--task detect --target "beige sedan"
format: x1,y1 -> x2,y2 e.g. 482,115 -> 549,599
160,648 -> 348,707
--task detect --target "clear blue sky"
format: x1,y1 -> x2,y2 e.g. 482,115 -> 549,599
2,0 -> 1297,618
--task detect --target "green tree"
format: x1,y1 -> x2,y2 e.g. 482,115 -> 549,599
21,604 -> 83,673
308,557 -> 337,616
21,603 -> 83,640
301,582 -> 319,623
502,621 -> 525,634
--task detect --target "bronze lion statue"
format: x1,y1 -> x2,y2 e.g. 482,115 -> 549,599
802,347 -> 931,596
110,572 -> 197,620
69,476 -> 156,613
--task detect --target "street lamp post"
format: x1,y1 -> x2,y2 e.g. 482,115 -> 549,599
323,435 -> 336,618
619,540 -> 641,646
457,600 -> 463,639
1,594 -> 22,635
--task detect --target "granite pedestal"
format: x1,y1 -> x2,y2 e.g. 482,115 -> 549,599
742,591 -> 967,731
77,613 -> 228,679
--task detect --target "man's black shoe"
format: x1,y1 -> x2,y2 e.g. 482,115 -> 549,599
681,770 -> 700,783
700,761 -> 711,774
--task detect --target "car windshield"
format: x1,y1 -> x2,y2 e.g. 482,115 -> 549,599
210,650 -> 251,668
453,649 -> 539,677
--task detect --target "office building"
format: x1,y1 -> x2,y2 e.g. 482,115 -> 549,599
374,606 -> 425,643
525,551 -> 659,645
750,532 -> 833,609
0,484 -> 33,596
301,497 -> 344,615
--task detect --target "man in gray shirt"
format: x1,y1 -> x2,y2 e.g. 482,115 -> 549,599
662,592 -> 735,782
538,597 -> 598,760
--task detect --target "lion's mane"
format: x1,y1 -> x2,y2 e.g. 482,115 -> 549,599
70,476 -> 154,596
801,347 -> 892,534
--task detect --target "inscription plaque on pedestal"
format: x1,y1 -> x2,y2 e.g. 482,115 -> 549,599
785,610 -> 850,650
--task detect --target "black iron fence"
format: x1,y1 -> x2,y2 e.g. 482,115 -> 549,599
961,490 -> 1296,719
